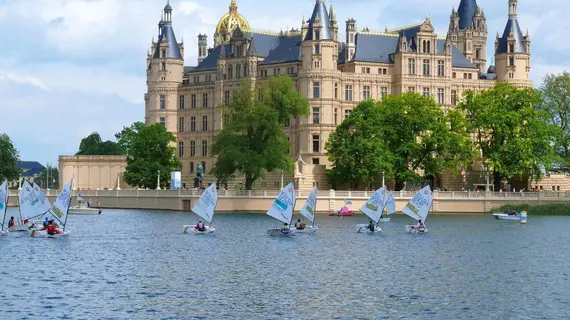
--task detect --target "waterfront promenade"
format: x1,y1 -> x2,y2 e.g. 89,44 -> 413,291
7,189 -> 570,213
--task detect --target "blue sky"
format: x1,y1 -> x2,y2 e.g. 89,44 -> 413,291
0,0 -> 568,167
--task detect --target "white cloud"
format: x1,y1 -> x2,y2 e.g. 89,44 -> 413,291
0,70 -> 49,91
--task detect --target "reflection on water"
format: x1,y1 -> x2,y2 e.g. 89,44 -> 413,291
1,208 -> 569,319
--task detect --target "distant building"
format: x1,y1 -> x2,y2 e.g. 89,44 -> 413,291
11,161 -> 45,188
145,0 -> 533,191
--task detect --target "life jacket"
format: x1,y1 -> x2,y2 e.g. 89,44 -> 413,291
8,220 -> 14,228
46,224 -> 57,235
198,222 -> 205,231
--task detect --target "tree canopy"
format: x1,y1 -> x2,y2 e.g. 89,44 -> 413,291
459,82 -> 559,190
326,93 -> 475,190
76,132 -> 124,156
0,133 -> 21,182
539,72 -> 570,168
115,122 -> 181,189
211,76 -> 310,190
35,165 -> 59,189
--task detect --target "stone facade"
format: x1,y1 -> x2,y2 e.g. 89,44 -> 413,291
59,155 -> 129,191
144,0 -> 533,191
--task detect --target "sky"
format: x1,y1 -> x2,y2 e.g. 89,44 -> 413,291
0,0 -> 568,166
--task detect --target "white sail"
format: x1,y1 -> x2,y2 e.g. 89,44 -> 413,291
48,180 -> 72,226
300,186 -> 317,223
385,191 -> 396,216
32,183 -> 52,215
401,185 -> 432,222
360,186 -> 387,223
0,180 -> 8,230
19,180 -> 42,220
266,182 -> 296,224
191,183 -> 218,223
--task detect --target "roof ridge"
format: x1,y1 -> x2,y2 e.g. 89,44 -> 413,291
359,30 -> 399,37
387,23 -> 423,32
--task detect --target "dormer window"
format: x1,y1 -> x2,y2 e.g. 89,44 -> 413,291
509,44 -> 514,53
315,31 -> 320,40
161,49 -> 166,58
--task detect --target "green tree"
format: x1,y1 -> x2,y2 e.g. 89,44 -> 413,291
211,76 -> 310,190
76,132 -> 124,155
115,122 -> 181,189
327,93 -> 475,190
539,72 -> 570,167
0,133 -> 21,182
459,82 -> 559,190
325,100 -> 393,189
35,164 -> 59,189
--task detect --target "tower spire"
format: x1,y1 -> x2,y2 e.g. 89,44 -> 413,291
229,0 -> 238,13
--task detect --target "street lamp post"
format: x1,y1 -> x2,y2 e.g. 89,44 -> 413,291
156,170 -> 161,190
116,172 -> 121,191
382,171 -> 385,187
485,165 -> 490,192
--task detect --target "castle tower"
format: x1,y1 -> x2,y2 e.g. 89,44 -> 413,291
345,18 -> 357,62
448,0 -> 487,73
198,34 -> 208,64
329,1 -> 338,41
301,0 -> 337,72
495,0 -> 531,86
145,1 -> 184,133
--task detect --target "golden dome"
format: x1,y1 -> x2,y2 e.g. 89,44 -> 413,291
215,0 -> 250,44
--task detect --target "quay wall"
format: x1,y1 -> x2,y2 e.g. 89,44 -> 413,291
7,190 -> 570,214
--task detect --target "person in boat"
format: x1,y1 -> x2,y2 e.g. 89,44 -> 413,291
281,223 -> 290,234
43,217 -> 49,227
7,216 -> 15,228
368,220 -> 375,232
40,219 -> 62,235
415,219 -> 426,231
195,220 -> 206,232
294,219 -> 305,230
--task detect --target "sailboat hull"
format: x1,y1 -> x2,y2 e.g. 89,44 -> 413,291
8,225 -> 32,232
355,224 -> 382,233
0,230 -> 8,236
406,225 -> 428,234
291,226 -> 318,233
183,225 -> 215,234
29,229 -> 71,238
266,228 -> 296,236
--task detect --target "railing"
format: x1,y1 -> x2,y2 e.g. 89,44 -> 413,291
10,189 -> 570,200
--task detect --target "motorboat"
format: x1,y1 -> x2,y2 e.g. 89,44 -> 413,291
69,203 -> 102,215
493,210 -> 527,223
329,208 -> 354,216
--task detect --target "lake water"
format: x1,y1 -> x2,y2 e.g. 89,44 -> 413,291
1,208 -> 569,319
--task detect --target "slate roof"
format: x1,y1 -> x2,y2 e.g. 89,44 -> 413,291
457,0 -> 478,30
338,27 -> 476,69
17,161 -> 45,177
153,24 -> 182,59
496,18 -> 526,54
304,0 -> 332,41
191,32 -> 299,71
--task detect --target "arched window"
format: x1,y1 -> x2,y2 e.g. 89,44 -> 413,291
427,41 -> 431,53
244,63 -> 248,77
236,64 -> 241,78
422,40 -> 426,53
228,64 -> 233,78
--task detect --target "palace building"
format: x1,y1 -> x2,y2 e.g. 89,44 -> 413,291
145,0 -> 533,191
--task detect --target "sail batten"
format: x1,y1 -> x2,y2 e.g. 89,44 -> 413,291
360,186 -> 387,223
300,186 -> 317,223
401,186 -> 432,222
191,183 -> 218,223
266,182 -> 296,224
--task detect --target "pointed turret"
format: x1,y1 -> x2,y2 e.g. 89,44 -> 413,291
153,2 -> 182,59
457,0 -> 478,29
304,0 -> 332,41
495,0 -> 525,54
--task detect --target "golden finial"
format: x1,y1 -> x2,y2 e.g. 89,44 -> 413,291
229,0 -> 238,12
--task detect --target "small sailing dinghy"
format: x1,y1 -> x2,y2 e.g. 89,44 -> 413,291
183,183 -> 218,234
292,186 -> 318,233
402,185 -> 432,234
266,182 -> 296,236
379,191 -> 396,222
30,180 -> 72,238
356,186 -> 386,233
0,180 -> 9,236
12,181 -> 46,232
